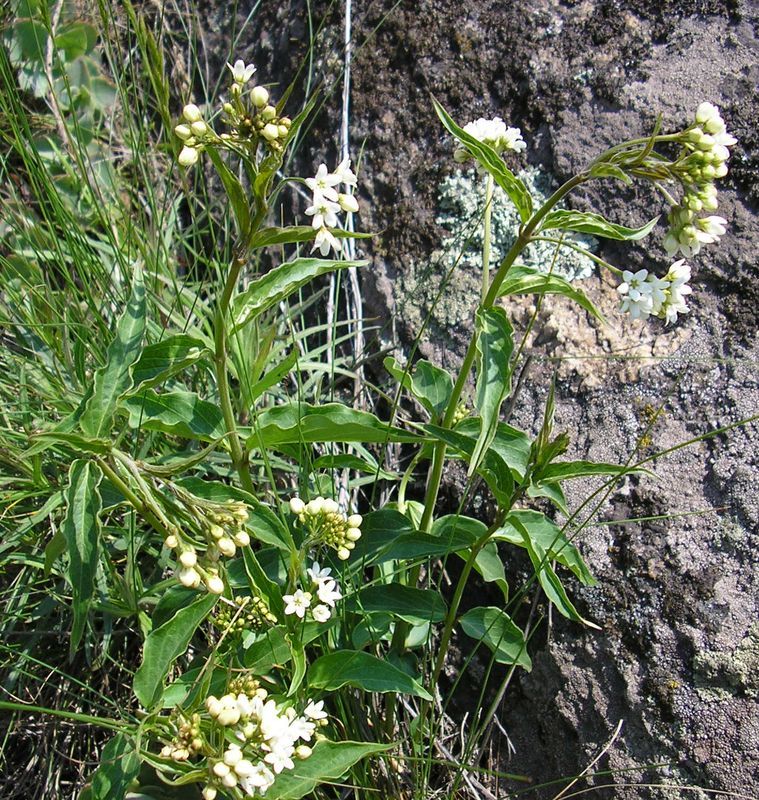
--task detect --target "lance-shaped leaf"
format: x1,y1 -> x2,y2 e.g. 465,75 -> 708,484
498,265 -> 603,322
308,650 -> 432,700
495,509 -> 595,586
459,606 -> 532,669
470,306 -> 514,477
384,356 -> 453,421
539,209 -> 659,241
62,459 -> 103,654
345,584 -> 447,625
205,146 -> 251,236
249,225 -> 374,250
80,263 -> 145,437
133,592 -> 218,708
248,402 -> 421,449
505,513 -> 600,628
123,389 -> 225,441
129,334 -> 208,391
433,97 -> 533,222
84,733 -> 140,800
233,258 -> 366,331
266,740 -> 393,800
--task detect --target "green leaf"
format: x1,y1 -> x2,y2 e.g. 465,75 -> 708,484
243,547 -> 286,618
527,480 -> 569,515
346,509 -> 415,565
242,626 -> 292,672
133,593 -> 218,708
308,651 -> 432,700
30,430 -> 111,457
129,334 -> 207,391
249,349 -> 298,403
376,528 -> 476,562
498,265 -> 603,321
266,740 -> 393,800
457,418 -> 532,480
205,146 -> 250,236
233,258 -> 366,331
459,607 -> 531,669
249,402 -> 421,449
471,306 -> 514,477
384,356 -> 453,420
540,209 -> 658,241
55,23 -> 98,60
536,459 -> 653,483
311,453 -> 398,480
249,225 -> 374,250
80,264 -> 146,437
346,584 -> 446,625
85,733 -> 140,800
432,97 -> 533,221
495,509 -> 596,586
504,514 -> 599,628
62,459 -> 103,655
589,162 -> 633,185
123,389 -> 225,441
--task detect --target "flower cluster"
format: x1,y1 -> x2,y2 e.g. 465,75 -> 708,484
617,260 -> 693,324
282,562 -> 343,624
157,677 -> 328,799
304,159 -> 359,256
214,593 -> 278,635
289,496 -> 362,560
174,58 -> 292,168
664,103 -> 736,257
453,116 -> 526,164
163,487 -> 250,594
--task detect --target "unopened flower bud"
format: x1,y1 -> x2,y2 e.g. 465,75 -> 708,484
174,123 -> 191,140
179,567 -> 201,588
346,527 -> 361,542
223,102 -> 235,115
277,124 -> 289,138
210,524 -> 224,539
165,534 -> 179,549
347,514 -> 362,528
230,83 -> 242,97
202,788 -> 218,800
250,86 -> 269,107
338,193 -> 359,213
178,146 -> 199,167
206,574 -> 225,595
337,546 -> 350,560
234,530 -> 250,547
217,537 -> 236,557
221,773 -> 238,788
213,762 -> 230,778
179,550 -> 197,568
290,497 -> 305,515
279,116 -> 291,128
190,120 -> 208,137
262,123 -> 279,142
295,745 -> 312,759
224,747 -> 242,766
261,105 -> 277,120
323,498 -> 339,514
182,103 -> 202,123
233,759 -> 256,777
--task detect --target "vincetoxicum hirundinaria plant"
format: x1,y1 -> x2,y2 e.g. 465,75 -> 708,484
36,52 -> 737,800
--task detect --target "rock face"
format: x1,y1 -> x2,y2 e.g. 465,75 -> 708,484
186,0 -> 758,795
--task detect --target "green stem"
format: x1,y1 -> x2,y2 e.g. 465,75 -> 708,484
0,700 -> 128,733
481,173 -> 494,302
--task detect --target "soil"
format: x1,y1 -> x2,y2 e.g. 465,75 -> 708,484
175,0 -> 758,796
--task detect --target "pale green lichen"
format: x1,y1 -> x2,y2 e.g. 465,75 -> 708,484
693,622 -> 759,701
396,167 -> 597,342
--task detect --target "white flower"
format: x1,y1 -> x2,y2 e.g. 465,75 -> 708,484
303,699 -> 328,721
696,215 -> 727,244
659,260 -> 693,324
311,604 -> 331,623
307,562 -> 332,585
227,59 -> 256,85
333,156 -> 357,186
287,715 -> 316,741
312,228 -> 341,256
262,123 -> 280,142
305,197 -> 340,230
178,566 -> 201,588
347,514 -> 363,528
264,745 -> 295,774
338,193 -> 359,213
617,269 -> 655,320
289,496 -> 305,515
217,537 -> 236,557
182,103 -> 202,123
306,164 -> 340,202
283,589 -> 312,618
316,579 -> 342,608
454,116 -> 526,162
206,574 -> 225,595
250,86 -> 269,108
238,761 -> 276,794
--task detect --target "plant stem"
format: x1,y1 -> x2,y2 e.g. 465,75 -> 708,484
481,173 -> 494,302
213,253 -> 256,496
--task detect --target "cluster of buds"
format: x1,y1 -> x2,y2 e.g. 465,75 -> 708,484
175,103 -> 216,166
201,686 -> 327,798
304,159 -> 359,256
155,676 -> 328,799
281,562 -> 343,624
664,102 -> 736,258
174,58 -> 292,170
214,594 -> 278,635
453,115 -> 526,165
451,401 -> 470,426
159,712 -> 204,762
617,260 -> 693,324
163,488 -> 250,594
288,496 -> 362,560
